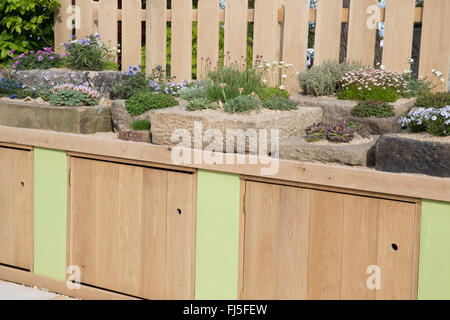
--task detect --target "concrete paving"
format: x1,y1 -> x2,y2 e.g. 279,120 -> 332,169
0,280 -> 75,300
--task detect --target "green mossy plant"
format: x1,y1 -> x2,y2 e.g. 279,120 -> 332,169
49,89 -> 97,107
224,95 -> 260,114
125,92 -> 178,116
130,120 -> 151,131
351,100 -> 395,118
415,92 -> 450,109
258,86 -> 290,101
262,95 -> 298,111
338,85 -> 400,102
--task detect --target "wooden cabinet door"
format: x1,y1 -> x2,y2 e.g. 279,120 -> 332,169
69,157 -> 195,299
242,181 -> 419,300
0,146 -> 33,270
242,181 -> 310,299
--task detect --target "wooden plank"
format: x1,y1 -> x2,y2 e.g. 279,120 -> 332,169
282,0 -> 310,71
242,181 -> 280,299
253,0 -> 281,63
276,186 -> 310,299
197,0 -> 220,78
346,0 -> 378,66
121,0 -> 142,71
0,126 -> 449,203
382,0 -> 415,73
140,169 -> 168,299
171,0 -> 193,81
376,200 -> 417,300
314,0 -> 343,65
54,0 -> 73,54
146,0 -> 167,74
75,0 -> 94,39
419,0 -> 450,92
98,0 -> 118,61
224,0 -> 248,66
308,190 -> 344,299
340,195 -> 378,300
165,171 -> 195,299
0,148 -> 33,270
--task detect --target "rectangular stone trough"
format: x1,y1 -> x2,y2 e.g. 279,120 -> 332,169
292,95 -> 415,135
0,100 -> 112,134
150,102 -> 323,154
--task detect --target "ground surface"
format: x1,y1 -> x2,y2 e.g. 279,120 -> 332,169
0,280 -> 75,300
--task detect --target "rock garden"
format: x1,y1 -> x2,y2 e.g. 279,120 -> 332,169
0,33 -> 449,177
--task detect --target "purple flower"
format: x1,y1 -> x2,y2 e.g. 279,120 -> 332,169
38,55 -> 43,61
49,56 -> 55,60
8,49 -> 15,56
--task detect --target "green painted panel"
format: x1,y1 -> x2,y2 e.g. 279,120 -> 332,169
34,148 -> 67,281
195,170 -> 241,300
418,200 -> 450,300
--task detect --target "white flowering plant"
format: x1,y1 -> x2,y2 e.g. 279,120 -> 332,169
399,106 -> 450,136
338,66 -> 408,102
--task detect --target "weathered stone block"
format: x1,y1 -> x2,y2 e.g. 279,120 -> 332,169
0,100 -> 112,134
10,69 -> 123,98
118,130 -> 151,143
280,135 -> 378,166
292,95 -> 415,134
376,134 -> 450,178
149,103 -> 323,153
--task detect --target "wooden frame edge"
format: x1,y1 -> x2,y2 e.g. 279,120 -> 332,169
0,266 -> 138,300
411,201 -> 422,300
237,179 -> 246,300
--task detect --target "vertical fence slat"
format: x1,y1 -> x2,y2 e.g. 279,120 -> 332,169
282,0 -> 310,71
197,0 -> 220,78
171,0 -> 193,81
224,0 -> 248,67
98,0 -> 118,62
54,0 -> 73,54
75,0 -> 94,39
419,0 -> 450,92
146,0 -> 167,74
346,0 -> 377,66
253,0 -> 281,63
314,0 -> 343,65
121,0 -> 142,71
382,0 -> 415,73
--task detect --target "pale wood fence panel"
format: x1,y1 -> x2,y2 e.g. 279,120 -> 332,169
224,0 -> 248,66
146,0 -> 167,74
171,0 -> 193,81
121,0 -> 142,71
53,0 -> 449,91
419,0 -> 450,92
282,0 -> 309,72
98,0 -> 118,60
253,0 -> 281,63
382,0 -> 415,73
54,0 -> 73,54
314,0 -> 343,65
197,0 -> 220,78
75,0 -> 94,39
347,0 -> 378,65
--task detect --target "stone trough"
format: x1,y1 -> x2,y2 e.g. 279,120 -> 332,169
376,133 -> 450,178
292,95 -> 415,135
148,101 -> 323,153
0,99 -> 112,134
280,135 -> 379,167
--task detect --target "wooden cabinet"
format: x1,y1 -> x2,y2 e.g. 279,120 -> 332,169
69,156 -> 196,299
241,180 -> 420,300
0,145 -> 33,271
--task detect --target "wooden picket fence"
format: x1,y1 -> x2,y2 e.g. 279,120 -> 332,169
54,0 -> 450,89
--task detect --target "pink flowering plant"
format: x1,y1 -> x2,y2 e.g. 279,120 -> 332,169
8,47 -> 65,70
49,83 -> 100,107
338,67 -> 409,102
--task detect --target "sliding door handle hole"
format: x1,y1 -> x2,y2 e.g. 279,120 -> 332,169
177,208 -> 182,215
391,243 -> 398,251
